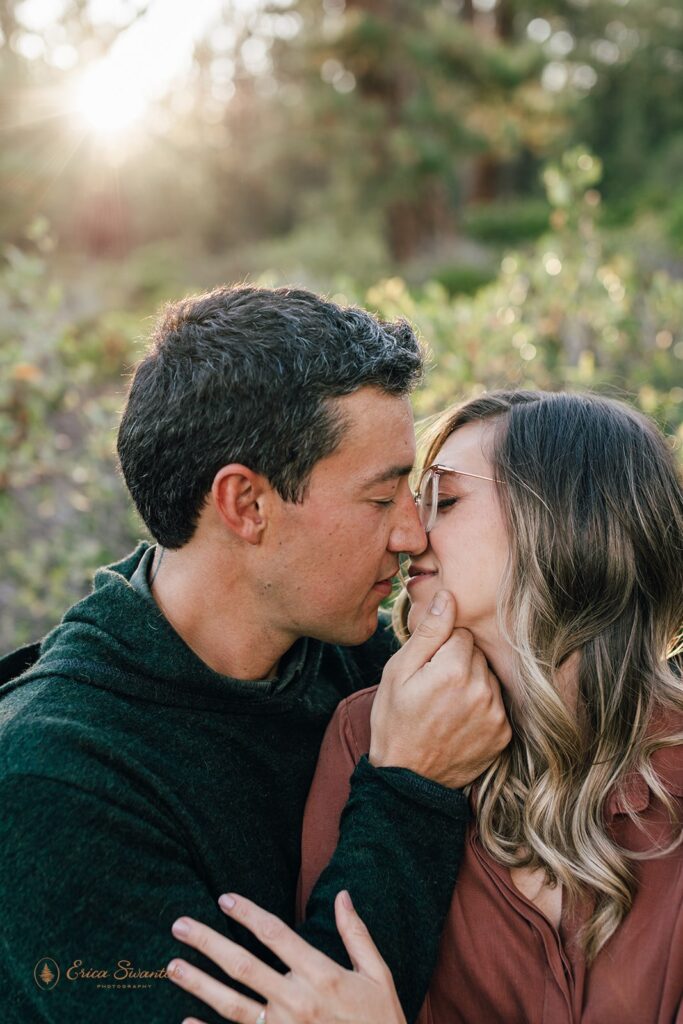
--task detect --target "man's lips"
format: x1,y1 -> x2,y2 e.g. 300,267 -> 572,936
372,568 -> 400,594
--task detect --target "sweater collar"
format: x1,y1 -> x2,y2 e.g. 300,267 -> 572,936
607,711 -> 683,818
21,543 -> 321,713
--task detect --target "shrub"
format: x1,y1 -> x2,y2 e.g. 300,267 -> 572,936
432,263 -> 496,297
0,224 -> 147,651
462,198 -> 550,243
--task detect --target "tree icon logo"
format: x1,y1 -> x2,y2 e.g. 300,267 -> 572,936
33,957 -> 60,990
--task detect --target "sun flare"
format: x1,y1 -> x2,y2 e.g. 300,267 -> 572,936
74,62 -> 147,138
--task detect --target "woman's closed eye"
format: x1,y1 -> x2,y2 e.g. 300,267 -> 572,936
437,495 -> 459,511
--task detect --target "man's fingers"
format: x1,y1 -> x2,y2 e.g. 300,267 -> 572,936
333,891 -> 393,985
386,590 -> 456,680
427,628 -> 475,677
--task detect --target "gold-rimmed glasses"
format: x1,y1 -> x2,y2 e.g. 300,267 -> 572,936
414,463 -> 501,534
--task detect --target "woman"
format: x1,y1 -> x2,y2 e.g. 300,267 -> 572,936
169,390 -> 683,1024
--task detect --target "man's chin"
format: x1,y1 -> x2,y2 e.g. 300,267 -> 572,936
314,609 -> 379,648
341,615 -> 380,647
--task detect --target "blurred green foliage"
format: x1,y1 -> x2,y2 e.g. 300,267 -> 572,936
0,220 -> 147,649
2,149 -> 681,651
364,151 -> 683,435
462,200 -> 551,244
432,263 -> 497,298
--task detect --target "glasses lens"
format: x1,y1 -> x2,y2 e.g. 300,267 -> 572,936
418,469 -> 438,533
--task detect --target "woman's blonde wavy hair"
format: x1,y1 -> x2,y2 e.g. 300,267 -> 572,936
393,389 -> 683,960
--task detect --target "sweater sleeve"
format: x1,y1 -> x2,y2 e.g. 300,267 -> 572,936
0,773 -> 252,1024
297,691 -> 467,1024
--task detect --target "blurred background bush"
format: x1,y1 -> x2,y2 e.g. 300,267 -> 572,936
1,0 -> 682,650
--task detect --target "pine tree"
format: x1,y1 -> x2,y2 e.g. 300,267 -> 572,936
39,962 -> 55,986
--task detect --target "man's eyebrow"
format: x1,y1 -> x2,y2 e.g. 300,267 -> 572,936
362,464 -> 415,488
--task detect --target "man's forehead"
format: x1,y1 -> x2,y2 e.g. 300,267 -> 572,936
333,386 -> 415,434
348,415 -> 416,488
317,387 -> 416,481
360,463 -> 415,488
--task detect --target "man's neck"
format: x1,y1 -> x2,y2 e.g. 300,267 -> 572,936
148,544 -> 294,681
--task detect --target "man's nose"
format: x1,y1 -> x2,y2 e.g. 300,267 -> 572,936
388,492 -> 427,556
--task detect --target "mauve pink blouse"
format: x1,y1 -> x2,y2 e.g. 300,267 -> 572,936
297,686 -> 683,1024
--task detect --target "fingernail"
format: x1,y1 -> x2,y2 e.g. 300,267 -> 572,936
172,918 -> 190,939
341,889 -> 354,911
168,959 -> 184,978
430,590 -> 447,615
218,893 -> 236,911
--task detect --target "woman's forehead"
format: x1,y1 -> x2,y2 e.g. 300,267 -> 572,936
435,420 -> 495,474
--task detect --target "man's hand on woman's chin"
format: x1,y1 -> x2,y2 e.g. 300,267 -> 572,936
168,890 -> 407,1024
370,590 -> 512,789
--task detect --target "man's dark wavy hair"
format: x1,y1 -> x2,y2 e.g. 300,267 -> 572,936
117,285 -> 424,548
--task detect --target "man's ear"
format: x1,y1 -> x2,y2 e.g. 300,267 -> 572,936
211,465 -> 270,545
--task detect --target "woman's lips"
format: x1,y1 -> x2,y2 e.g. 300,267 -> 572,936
406,569 -> 437,589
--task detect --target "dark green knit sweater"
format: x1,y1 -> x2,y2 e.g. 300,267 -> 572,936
0,544 -> 468,1023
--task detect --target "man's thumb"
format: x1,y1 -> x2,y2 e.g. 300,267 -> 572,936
391,589 -> 456,679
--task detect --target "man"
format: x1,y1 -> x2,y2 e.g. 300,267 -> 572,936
0,287 -> 508,1023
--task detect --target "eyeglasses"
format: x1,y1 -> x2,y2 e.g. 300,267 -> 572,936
414,463 -> 501,533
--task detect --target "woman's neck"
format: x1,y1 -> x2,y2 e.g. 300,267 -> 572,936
476,635 -> 581,716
